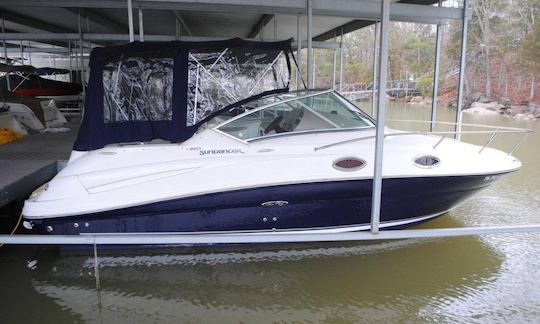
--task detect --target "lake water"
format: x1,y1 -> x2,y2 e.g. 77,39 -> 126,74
1,101 -> 539,323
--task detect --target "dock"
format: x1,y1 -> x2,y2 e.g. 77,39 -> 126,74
0,125 -> 78,210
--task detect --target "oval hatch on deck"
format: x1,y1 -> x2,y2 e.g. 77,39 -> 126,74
333,157 -> 366,171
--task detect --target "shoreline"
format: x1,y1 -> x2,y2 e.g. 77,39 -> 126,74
389,94 -> 539,121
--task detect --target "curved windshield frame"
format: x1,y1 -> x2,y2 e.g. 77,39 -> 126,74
213,90 -> 374,142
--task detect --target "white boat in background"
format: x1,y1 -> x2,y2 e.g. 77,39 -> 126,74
0,105 -> 27,135
21,38 -> 530,238
0,92 -> 68,133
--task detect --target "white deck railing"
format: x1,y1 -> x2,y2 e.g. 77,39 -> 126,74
315,120 -> 532,154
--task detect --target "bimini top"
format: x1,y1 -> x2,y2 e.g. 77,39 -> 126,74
74,38 -> 292,151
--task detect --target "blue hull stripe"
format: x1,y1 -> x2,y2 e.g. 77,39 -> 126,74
31,174 -> 503,234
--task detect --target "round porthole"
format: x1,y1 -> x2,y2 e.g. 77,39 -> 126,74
414,155 -> 440,168
333,157 -> 366,172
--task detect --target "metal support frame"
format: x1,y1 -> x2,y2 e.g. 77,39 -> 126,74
127,0 -> 134,42
78,11 -> 86,97
332,31 -> 337,90
2,224 -> 540,245
68,41 -> 73,82
371,22 -> 379,116
0,33 -> 339,50
19,41 -> 23,62
455,0 -> 469,140
312,48 -> 316,88
173,12 -> 192,36
430,0 -> 443,132
1,16 -> 9,91
273,15 -> 277,39
27,41 -> 32,65
247,14 -> 273,39
138,9 -> 144,42
339,28 -> 344,93
52,47 -> 57,80
0,0 -> 463,25
74,37 -> 80,83
3,47 -> 92,54
296,14 -> 302,90
370,0 -> 390,234
306,0 -> 313,89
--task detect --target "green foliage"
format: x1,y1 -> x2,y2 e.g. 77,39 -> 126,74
416,75 -> 435,97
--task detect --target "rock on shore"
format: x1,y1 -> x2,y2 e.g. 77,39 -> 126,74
462,93 -> 538,121
408,96 -> 433,106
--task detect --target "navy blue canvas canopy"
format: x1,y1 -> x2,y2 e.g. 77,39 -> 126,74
74,38 -> 292,151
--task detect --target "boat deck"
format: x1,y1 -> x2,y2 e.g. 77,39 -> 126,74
0,125 -> 78,209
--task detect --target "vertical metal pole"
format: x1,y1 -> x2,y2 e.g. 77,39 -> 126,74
1,16 -> 8,91
1,15 -> 5,62
430,0 -> 443,132
370,0 -> 390,234
27,41 -> 32,66
138,9 -> 144,42
127,0 -> 135,42
175,19 -> 180,40
78,11 -> 86,98
306,0 -> 313,89
332,31 -> 337,90
93,240 -> 102,309
52,48 -> 57,81
296,14 -> 302,90
312,49 -> 316,88
74,39 -> 79,83
339,28 -> 344,93
19,41 -> 23,63
274,15 -> 277,39
455,0 -> 469,140
93,242 -> 101,292
371,23 -> 379,116
68,41 -> 73,83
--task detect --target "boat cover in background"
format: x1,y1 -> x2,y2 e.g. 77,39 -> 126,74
34,67 -> 71,76
74,38 -> 292,151
0,74 -> 82,96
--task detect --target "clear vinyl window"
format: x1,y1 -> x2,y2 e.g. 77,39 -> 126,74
103,56 -> 174,123
187,48 -> 289,126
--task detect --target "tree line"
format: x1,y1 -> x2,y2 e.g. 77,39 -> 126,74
309,0 -> 539,104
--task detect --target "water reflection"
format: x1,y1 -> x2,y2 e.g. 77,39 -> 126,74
15,217 -> 501,323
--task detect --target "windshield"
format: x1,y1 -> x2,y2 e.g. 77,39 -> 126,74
215,91 -> 373,141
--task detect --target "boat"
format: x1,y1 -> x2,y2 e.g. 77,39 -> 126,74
0,65 -> 82,98
0,64 -> 69,132
0,64 -> 83,116
0,90 -> 68,132
0,105 -> 27,137
21,38 -> 525,236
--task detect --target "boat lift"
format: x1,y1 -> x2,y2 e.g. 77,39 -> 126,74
1,0 -> 539,247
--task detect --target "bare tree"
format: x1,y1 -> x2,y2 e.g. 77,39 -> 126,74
471,0 -> 502,98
